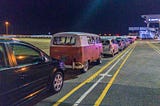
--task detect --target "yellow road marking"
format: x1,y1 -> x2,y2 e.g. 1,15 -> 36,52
53,45 -> 134,106
147,42 -> 160,55
94,45 -> 135,106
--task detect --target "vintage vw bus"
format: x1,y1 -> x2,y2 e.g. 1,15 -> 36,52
50,32 -> 103,72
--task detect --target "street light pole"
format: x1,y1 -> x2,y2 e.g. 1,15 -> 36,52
5,21 -> 9,35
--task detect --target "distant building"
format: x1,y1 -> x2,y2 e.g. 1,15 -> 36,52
129,14 -> 160,39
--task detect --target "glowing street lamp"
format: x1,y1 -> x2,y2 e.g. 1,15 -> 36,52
5,21 -> 9,35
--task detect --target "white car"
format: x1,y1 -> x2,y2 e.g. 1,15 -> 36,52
101,38 -> 119,57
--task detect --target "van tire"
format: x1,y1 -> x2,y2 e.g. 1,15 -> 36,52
81,61 -> 89,73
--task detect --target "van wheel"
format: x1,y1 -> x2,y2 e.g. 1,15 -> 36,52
96,56 -> 102,64
81,61 -> 89,73
49,71 -> 64,93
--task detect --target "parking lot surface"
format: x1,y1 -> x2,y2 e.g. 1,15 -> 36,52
33,40 -> 160,106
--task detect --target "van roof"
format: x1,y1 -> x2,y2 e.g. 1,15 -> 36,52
53,32 -> 99,37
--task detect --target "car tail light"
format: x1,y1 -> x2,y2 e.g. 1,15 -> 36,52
109,45 -> 112,49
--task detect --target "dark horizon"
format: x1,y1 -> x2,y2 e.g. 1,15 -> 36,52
0,0 -> 160,35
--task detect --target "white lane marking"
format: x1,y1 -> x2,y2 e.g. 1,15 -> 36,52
72,48 -> 132,106
153,46 -> 160,55
100,74 -> 112,77
148,43 -> 160,55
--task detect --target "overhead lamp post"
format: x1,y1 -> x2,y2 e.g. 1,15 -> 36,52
5,21 -> 9,35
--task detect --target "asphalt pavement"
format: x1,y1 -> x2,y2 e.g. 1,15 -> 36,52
34,40 -> 160,106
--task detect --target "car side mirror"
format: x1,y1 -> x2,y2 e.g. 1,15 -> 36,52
35,56 -> 46,63
41,56 -> 46,62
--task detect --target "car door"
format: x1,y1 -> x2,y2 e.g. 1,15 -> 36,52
0,43 -> 22,105
8,42 -> 54,102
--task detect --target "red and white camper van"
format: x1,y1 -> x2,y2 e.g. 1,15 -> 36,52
50,32 -> 103,72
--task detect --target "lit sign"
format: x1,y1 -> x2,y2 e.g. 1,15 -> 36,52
148,19 -> 160,22
129,27 -> 139,31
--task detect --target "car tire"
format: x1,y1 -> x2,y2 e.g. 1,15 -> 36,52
81,61 -> 89,73
49,71 -> 64,93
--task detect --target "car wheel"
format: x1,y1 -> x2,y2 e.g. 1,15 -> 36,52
49,71 -> 64,93
81,61 -> 89,73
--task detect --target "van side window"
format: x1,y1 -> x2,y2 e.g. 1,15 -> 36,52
96,37 -> 101,43
70,37 -> 76,45
92,37 -> 95,44
87,36 -> 95,44
87,36 -> 91,44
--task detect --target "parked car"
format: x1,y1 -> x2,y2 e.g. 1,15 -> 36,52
121,38 -> 130,47
128,37 -> 135,43
101,37 -> 119,57
115,38 -> 125,51
50,32 -> 103,73
0,37 -> 64,106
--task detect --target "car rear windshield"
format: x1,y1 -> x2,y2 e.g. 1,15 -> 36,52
101,40 -> 110,45
53,36 -> 76,45
116,39 -> 121,42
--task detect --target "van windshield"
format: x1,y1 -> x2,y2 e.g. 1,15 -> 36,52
53,36 -> 76,45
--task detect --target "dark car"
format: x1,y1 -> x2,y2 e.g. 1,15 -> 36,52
0,37 -> 64,106
128,37 -> 135,44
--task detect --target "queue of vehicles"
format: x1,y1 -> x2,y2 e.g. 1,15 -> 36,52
0,32 -> 136,105
101,35 -> 136,57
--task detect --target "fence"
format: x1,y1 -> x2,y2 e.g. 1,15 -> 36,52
0,34 -> 52,38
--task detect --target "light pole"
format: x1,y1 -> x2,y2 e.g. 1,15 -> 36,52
5,21 -> 9,35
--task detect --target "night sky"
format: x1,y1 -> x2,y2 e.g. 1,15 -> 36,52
0,0 -> 160,35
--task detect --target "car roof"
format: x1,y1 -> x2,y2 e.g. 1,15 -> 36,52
100,37 -> 114,40
53,32 -> 99,37
0,37 -> 20,42
0,37 -> 31,45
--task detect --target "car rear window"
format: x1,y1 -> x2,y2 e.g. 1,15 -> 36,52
102,40 -> 110,45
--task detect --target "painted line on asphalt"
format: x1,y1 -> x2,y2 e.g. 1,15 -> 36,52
147,42 -> 160,55
94,45 -> 135,106
53,45 -> 134,106
72,48 -> 132,106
